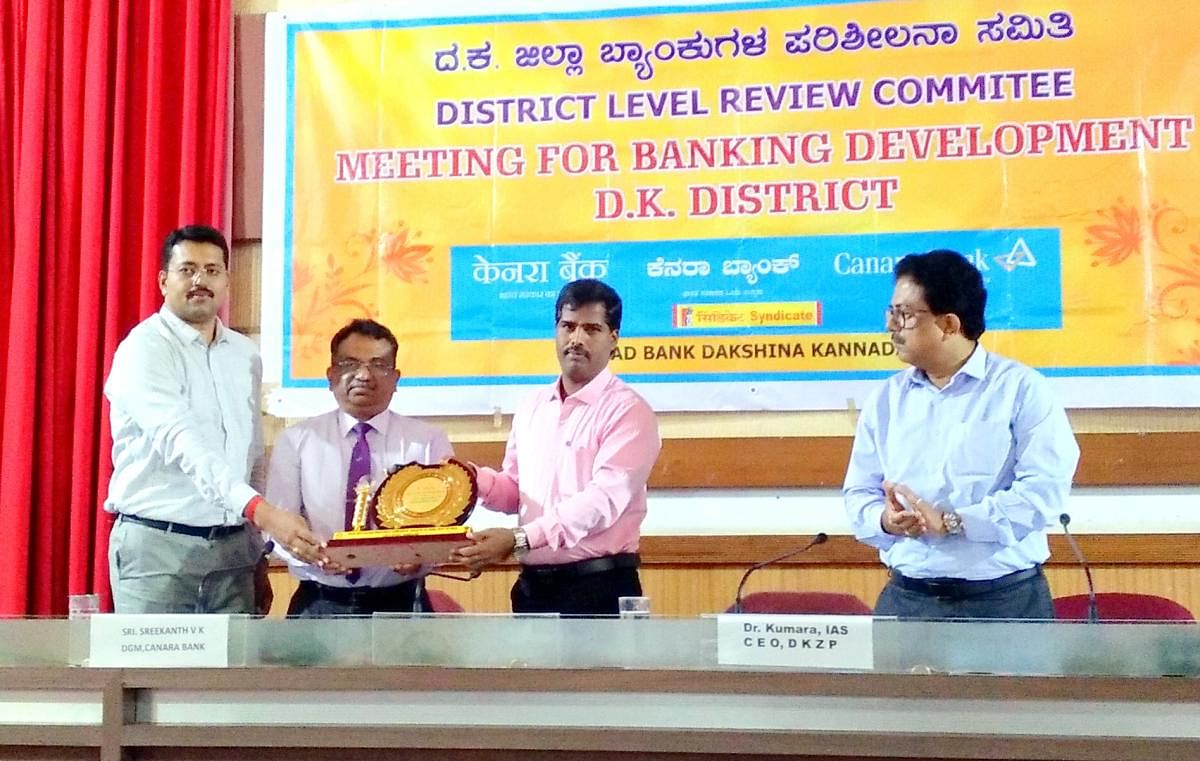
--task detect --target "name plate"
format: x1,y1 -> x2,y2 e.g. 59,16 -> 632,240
88,614 -> 229,668
716,614 -> 874,670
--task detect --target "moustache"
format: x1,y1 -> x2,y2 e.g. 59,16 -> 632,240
563,345 -> 589,357
187,288 -> 214,298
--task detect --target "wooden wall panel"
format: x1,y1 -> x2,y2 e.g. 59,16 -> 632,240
232,14 -> 265,241
418,565 -> 1200,619
453,432 -> 1200,487
636,534 -> 1200,565
268,563 -> 1200,619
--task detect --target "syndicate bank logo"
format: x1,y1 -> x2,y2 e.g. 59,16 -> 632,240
672,302 -> 822,329
673,305 -> 693,327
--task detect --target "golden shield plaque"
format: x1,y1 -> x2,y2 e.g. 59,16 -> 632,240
324,459 -> 476,568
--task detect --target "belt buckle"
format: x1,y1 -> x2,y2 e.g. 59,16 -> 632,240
923,580 -> 958,598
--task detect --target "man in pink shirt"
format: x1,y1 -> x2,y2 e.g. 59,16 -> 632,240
452,279 -> 661,615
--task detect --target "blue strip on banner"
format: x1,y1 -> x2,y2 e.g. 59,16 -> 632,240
450,229 -> 1062,340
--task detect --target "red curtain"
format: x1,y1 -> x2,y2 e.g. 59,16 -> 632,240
0,0 -> 231,615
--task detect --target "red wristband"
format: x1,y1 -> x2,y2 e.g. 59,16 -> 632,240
243,495 -> 263,523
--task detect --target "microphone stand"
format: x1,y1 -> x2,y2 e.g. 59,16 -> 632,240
1059,513 -> 1098,622
732,533 -> 828,614
412,576 -> 427,613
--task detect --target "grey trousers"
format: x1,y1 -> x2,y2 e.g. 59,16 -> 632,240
108,517 -> 258,614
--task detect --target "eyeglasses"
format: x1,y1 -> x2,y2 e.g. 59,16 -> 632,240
884,305 -> 931,330
169,264 -> 227,279
331,358 -> 396,376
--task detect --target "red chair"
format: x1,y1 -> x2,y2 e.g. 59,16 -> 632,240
427,589 -> 465,613
729,591 -> 873,615
1054,593 -> 1194,622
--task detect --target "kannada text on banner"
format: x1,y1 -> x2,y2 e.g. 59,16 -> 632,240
264,0 -> 1200,413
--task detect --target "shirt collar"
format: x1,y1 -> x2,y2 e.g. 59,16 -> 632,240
547,367 -> 614,405
958,343 -> 988,380
337,408 -> 391,437
907,343 -> 987,388
156,304 -> 229,346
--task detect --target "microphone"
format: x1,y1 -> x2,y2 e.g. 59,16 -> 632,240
1059,513 -> 1098,623
732,533 -> 828,614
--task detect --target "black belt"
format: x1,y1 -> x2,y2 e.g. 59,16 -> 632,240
890,566 -> 1042,599
121,513 -> 245,540
521,552 -> 640,579
298,579 -> 418,606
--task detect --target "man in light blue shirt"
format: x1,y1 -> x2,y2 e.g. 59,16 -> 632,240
844,249 -> 1079,619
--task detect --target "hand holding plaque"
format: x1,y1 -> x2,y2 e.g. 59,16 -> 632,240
324,458 -> 476,568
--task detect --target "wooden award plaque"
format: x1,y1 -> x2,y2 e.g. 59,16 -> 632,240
324,458 -> 476,567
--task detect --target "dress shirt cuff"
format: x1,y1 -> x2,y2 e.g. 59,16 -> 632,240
228,483 -> 260,522
952,503 -> 1002,543
475,467 -> 496,500
521,521 -> 547,551
866,504 -> 898,549
272,543 -> 302,567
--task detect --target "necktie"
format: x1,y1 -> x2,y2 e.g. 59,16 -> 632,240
344,422 -> 372,584
345,422 -> 373,530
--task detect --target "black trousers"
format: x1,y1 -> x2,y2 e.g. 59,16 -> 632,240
288,578 -> 431,616
511,562 -> 641,616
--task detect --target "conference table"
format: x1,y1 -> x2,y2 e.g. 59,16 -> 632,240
0,615 -> 1196,761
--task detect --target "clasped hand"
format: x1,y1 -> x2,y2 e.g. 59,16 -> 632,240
881,481 -> 947,537
449,528 -> 516,573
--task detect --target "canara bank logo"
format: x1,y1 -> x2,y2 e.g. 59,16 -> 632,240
673,305 -> 693,327
992,238 -> 1038,273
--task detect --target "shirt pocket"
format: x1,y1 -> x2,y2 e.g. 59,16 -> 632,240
951,419 -> 1012,478
557,438 -> 598,496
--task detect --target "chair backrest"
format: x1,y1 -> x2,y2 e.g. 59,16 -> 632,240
1053,593 -> 1194,622
729,591 -> 873,615
427,589 -> 465,613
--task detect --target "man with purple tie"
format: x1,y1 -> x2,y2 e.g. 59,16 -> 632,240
266,319 -> 452,615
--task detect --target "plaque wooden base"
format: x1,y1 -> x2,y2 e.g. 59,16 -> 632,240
325,526 -> 472,567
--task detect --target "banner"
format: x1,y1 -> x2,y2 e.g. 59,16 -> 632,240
262,0 -> 1200,415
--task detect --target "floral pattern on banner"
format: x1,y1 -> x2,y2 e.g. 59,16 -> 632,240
291,222 -> 433,366
1086,199 -> 1200,365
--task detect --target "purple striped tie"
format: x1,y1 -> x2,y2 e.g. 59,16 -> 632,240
344,422 -> 372,584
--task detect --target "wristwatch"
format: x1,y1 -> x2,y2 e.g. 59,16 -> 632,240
512,527 -> 530,560
941,510 -> 964,535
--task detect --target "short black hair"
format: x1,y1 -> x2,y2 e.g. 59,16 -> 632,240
329,318 -> 400,361
161,225 -> 230,270
554,279 -> 623,331
894,249 -> 987,340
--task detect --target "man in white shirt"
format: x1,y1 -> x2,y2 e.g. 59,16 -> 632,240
266,319 -> 453,615
105,225 -> 323,613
